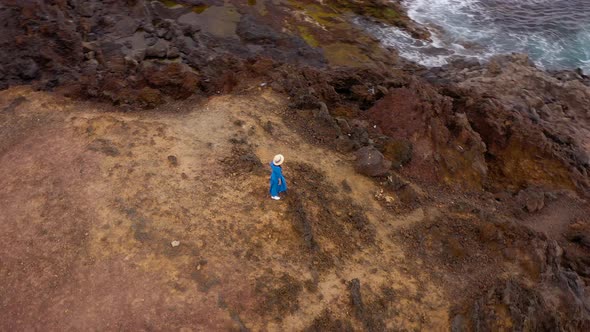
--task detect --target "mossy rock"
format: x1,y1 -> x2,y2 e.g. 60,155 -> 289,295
192,4 -> 210,13
158,0 -> 182,8
383,138 -> 413,168
325,0 -> 402,23
322,43 -> 372,67
298,26 -> 319,47
321,0 -> 430,39
300,3 -> 341,26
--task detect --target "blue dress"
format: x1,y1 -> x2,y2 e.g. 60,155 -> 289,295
269,162 -> 287,197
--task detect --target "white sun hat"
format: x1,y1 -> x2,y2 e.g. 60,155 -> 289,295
273,154 -> 284,166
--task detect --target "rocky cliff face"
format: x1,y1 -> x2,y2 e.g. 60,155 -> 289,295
0,0 -> 422,106
429,54 -> 590,193
1,0 -> 590,330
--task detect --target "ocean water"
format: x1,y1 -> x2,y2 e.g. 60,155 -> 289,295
356,0 -> 590,73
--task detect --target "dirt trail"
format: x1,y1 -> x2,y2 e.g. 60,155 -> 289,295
0,86 -> 448,331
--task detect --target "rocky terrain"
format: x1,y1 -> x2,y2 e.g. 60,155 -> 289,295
1,0 -> 590,331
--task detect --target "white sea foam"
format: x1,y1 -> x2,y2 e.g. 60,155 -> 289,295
357,0 -> 590,73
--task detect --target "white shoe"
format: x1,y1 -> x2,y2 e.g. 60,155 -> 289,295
271,196 -> 280,200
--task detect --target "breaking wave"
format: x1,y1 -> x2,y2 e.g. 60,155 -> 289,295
356,0 -> 590,73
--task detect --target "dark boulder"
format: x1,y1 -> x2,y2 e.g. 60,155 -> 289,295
145,39 -> 169,58
237,15 -> 284,44
16,58 -> 39,80
355,146 -> 391,177
113,17 -> 139,37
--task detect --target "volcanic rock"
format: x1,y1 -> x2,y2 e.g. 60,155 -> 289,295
16,58 -> 39,80
355,146 -> 392,177
516,187 -> 546,213
237,15 -> 284,44
382,138 -> 412,169
367,82 -> 488,186
146,39 -> 169,58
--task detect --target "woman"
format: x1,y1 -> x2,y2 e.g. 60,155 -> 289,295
269,154 -> 287,200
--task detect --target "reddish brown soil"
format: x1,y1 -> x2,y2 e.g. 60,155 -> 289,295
2,86 -> 588,330
0,87 -> 443,330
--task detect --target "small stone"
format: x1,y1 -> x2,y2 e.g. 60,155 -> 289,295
315,102 -> 333,122
171,240 -> 180,247
376,85 -> 389,96
335,117 -> 351,134
335,136 -> 355,153
167,155 -> 178,166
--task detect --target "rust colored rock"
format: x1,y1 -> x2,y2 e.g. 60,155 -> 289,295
435,54 -> 589,194
355,146 -> 392,177
144,63 -> 200,99
566,221 -> 590,249
249,57 -> 275,75
367,82 -> 488,187
367,86 -> 439,141
137,87 -> 163,108
382,138 -> 412,169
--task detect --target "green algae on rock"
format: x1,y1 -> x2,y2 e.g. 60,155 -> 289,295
284,1 -> 398,68
322,43 -> 372,67
158,0 -> 183,8
315,0 -> 430,39
297,26 -> 319,47
296,3 -> 341,26
157,0 -> 209,14
191,4 -> 210,13
178,5 -> 241,38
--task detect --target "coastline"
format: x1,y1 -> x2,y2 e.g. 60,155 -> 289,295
396,0 -> 590,73
1,1 -> 589,330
